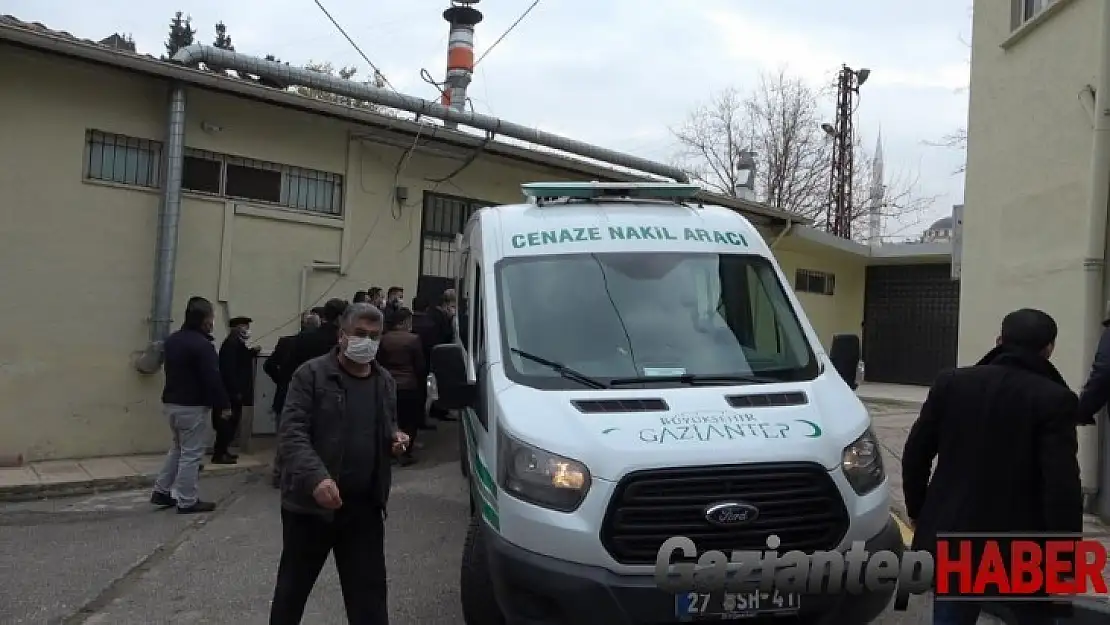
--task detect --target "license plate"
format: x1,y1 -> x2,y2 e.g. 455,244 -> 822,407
675,591 -> 801,620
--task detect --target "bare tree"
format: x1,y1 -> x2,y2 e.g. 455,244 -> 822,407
672,69 -> 935,238
925,127 -> 967,174
747,70 -> 830,217
671,87 -> 752,197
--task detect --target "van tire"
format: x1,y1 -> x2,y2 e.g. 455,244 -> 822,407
460,514 -> 505,625
459,418 -> 470,478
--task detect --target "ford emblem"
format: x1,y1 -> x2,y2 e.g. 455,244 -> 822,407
703,502 -> 759,527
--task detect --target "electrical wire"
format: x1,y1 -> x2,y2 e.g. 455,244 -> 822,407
473,0 -> 541,68
312,0 -> 399,92
251,123 -> 428,344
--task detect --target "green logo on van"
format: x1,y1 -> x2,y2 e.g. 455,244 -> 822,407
509,226 -> 748,250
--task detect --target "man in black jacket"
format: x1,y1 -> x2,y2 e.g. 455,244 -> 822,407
1075,311 -> 1110,425
216,316 -> 260,464
424,289 -> 458,423
288,298 -> 346,375
902,308 -> 1081,625
270,303 -> 410,625
151,297 -> 230,514
265,311 -> 321,487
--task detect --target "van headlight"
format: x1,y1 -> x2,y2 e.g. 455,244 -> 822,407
497,429 -> 590,512
842,428 -> 884,495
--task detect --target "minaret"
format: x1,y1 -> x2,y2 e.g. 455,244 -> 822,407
867,130 -> 885,245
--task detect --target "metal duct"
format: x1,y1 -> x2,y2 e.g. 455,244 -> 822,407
171,45 -> 689,183
135,84 -> 187,373
441,2 -> 483,129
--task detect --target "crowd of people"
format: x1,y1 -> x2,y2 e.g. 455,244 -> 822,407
148,287 -> 461,623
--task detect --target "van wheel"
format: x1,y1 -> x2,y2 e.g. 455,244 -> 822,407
461,514 -> 506,625
459,419 -> 470,478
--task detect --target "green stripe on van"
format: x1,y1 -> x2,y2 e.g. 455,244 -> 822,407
463,408 -> 497,500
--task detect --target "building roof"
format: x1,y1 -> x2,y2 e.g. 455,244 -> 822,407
0,14 -> 803,227
927,216 -> 953,230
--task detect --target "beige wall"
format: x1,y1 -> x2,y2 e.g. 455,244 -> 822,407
770,234 -> 867,351
961,0 -> 1097,385
0,45 -> 575,461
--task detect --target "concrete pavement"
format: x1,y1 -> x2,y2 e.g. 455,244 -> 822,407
1,421 -> 945,625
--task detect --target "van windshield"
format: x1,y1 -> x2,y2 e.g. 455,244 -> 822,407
495,252 -> 819,390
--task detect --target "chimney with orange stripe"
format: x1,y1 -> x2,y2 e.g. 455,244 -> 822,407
441,0 -> 483,129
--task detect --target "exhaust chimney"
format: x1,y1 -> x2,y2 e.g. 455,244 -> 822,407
441,1 -> 483,129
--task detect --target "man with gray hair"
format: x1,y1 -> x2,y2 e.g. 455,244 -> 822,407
270,303 -> 410,625
264,310 -> 322,488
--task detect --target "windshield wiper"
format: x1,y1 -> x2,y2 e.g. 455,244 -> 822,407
509,348 -> 609,389
608,374 -> 782,387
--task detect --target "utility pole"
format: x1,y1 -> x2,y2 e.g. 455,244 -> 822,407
822,65 -> 870,239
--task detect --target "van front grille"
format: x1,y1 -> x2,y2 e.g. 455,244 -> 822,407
600,463 -> 849,565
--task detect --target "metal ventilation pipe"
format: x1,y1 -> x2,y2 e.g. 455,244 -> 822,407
441,1 -> 483,129
134,84 -> 187,374
171,45 -> 689,183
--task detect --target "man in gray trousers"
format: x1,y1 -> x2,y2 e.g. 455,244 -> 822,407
150,297 -> 231,514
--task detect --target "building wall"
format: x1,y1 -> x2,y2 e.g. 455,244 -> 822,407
961,0 -> 1098,385
770,234 -> 867,351
0,45 -> 576,461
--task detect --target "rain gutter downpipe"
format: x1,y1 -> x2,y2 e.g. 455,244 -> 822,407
135,84 -> 187,374
1090,0 -> 1110,519
170,45 -> 689,184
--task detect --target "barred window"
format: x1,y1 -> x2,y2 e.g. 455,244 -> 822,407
82,130 -> 343,216
794,269 -> 835,296
85,130 -> 162,188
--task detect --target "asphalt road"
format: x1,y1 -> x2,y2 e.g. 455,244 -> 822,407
0,422 -> 944,625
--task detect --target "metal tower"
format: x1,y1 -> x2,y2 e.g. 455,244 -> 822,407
824,65 -> 870,239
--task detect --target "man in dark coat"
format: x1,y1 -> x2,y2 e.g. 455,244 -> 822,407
288,298 -> 346,375
1075,312 -> 1110,425
217,316 -> 260,464
151,296 -> 230,513
902,308 -> 1082,625
270,303 -> 410,625
424,289 -> 458,423
265,311 -> 321,487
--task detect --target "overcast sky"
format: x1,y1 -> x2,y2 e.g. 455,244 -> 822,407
7,0 -> 971,237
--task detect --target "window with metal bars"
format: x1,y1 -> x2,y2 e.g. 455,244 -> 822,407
83,130 -> 344,216
794,268 -> 835,296
85,130 -> 162,188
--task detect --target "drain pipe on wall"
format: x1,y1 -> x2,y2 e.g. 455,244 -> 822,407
171,45 -> 689,184
769,221 -> 794,250
134,85 -> 187,374
1085,0 -> 1110,518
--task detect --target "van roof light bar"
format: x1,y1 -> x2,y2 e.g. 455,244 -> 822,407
521,181 -> 702,202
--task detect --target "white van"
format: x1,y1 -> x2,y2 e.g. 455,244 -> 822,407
429,182 -> 902,625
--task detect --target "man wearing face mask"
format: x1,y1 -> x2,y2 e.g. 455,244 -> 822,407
271,303 -> 410,625
216,316 -> 260,465
152,297 -> 229,513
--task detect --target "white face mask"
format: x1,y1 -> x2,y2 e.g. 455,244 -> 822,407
344,336 -> 379,364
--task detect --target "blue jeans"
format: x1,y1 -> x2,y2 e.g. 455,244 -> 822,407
152,404 -> 209,508
933,599 -> 1058,625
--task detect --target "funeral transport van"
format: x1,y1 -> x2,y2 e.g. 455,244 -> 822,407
428,182 -> 903,624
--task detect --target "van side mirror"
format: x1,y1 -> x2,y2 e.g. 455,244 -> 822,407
829,334 -> 861,390
429,343 -> 476,409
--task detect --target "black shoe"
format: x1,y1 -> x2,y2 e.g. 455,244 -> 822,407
399,454 -> 417,467
150,491 -> 177,508
226,452 -> 239,460
177,501 -> 216,514
211,454 -> 237,465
